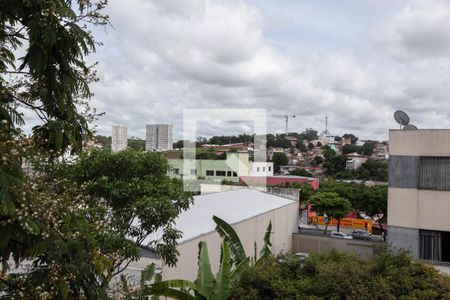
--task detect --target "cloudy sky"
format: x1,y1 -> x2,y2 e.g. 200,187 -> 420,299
87,0 -> 450,141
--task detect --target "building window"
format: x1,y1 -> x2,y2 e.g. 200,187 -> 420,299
227,171 -> 232,177
420,157 -> 450,190
206,170 -> 214,176
190,169 -> 197,175
216,170 -> 226,176
257,167 -> 260,172
263,167 -> 265,171
419,229 -> 450,262
419,230 -> 441,261
173,168 -> 179,175
268,166 -> 271,171
233,172 -> 237,177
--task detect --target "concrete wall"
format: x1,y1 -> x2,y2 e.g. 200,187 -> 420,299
161,201 -> 299,281
200,183 -> 246,194
389,130 -> 450,156
389,155 -> 419,188
387,225 -> 419,258
291,233 -> 382,259
388,188 -> 450,232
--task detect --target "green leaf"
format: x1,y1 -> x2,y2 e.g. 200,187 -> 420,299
0,194 -> 15,215
230,257 -> 250,283
26,219 -> 41,235
59,279 -> 68,300
150,279 -> 196,300
194,241 -> 215,299
214,243 -> 232,300
213,215 -> 246,265
258,220 -> 273,263
140,262 -> 156,287
55,128 -> 64,150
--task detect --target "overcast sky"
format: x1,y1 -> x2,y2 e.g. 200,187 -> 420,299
86,0 -> 450,141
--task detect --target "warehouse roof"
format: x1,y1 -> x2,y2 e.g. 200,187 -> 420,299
143,188 -> 296,245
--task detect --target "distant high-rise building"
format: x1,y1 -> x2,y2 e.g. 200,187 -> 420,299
112,125 -> 128,152
146,124 -> 173,151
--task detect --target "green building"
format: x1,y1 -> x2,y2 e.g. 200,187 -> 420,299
168,152 -> 273,183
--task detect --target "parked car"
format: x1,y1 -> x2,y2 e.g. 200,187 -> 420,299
295,252 -> 309,260
350,229 -> 371,240
330,231 -> 353,239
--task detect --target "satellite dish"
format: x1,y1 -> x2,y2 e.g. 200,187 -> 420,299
394,110 -> 410,126
403,124 -> 418,130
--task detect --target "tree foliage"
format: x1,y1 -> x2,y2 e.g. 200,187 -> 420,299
266,134 -> 291,148
323,154 -> 347,175
291,182 -> 316,202
320,180 -> 387,232
289,169 -> 313,177
231,250 -> 450,300
0,1 -> 193,297
309,192 -> 351,233
271,152 -> 288,172
56,149 -> 193,267
342,142 -> 376,156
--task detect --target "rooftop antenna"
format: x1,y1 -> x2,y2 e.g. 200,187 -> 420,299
394,110 -> 418,130
403,124 -> 418,130
394,110 -> 410,129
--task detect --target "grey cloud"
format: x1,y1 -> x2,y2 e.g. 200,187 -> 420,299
77,0 -> 450,141
374,0 -> 450,60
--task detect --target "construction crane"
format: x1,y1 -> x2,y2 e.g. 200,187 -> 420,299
269,114 -> 296,136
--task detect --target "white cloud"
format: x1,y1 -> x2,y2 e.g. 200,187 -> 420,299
374,0 -> 450,60
78,0 -> 450,141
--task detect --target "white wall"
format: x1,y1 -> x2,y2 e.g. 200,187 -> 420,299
200,184 -> 246,194
161,201 -> 299,281
250,162 -> 274,176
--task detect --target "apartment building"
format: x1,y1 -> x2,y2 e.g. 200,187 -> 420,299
111,125 -> 127,152
388,129 -> 450,263
145,124 -> 173,151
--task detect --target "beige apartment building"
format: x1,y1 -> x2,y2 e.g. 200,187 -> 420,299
145,124 -> 173,151
388,129 -> 450,263
111,125 -> 127,152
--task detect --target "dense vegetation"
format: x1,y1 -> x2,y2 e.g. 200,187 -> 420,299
94,135 -> 145,151
232,250 -> 450,299
335,159 -> 388,182
272,152 -> 289,172
319,180 -> 387,233
0,1 -> 192,297
321,145 -> 388,182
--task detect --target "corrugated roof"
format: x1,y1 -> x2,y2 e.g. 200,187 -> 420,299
143,189 -> 295,246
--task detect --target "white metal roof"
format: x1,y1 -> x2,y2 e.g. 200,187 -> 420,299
143,189 -> 296,246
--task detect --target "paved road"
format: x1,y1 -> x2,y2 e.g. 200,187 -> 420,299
298,227 -> 384,242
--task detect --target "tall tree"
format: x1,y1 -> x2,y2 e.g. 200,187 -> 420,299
0,1 -> 110,297
309,192 -> 351,233
272,152 -> 288,172
56,149 -> 193,269
358,185 -> 387,237
0,1 -> 193,297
